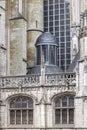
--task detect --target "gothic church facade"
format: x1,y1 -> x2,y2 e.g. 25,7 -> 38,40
0,0 -> 87,130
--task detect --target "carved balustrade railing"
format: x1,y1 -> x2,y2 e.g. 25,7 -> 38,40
0,75 -> 40,88
0,73 -> 76,88
45,73 -> 76,86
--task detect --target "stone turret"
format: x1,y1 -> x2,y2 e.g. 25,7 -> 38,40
27,0 -> 43,69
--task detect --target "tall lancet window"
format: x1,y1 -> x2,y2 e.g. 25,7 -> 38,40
18,0 -> 22,14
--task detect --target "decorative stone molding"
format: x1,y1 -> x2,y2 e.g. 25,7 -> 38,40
0,73 -> 76,88
71,24 -> 80,38
80,26 -> 87,38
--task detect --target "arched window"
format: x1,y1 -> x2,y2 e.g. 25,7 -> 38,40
9,96 -> 33,125
55,95 -> 74,125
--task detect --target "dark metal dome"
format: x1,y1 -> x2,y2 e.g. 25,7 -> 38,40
35,32 -> 57,46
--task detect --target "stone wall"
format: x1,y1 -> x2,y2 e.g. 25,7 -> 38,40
9,18 -> 27,75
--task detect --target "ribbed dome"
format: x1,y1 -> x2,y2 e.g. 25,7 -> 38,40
35,32 -> 57,46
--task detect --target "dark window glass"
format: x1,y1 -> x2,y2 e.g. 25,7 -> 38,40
60,20 -> 64,25
56,38 -> 59,43
61,66 -> 65,71
28,110 -> 33,124
66,31 -> 70,36
60,26 -> 64,31
50,45 -> 55,65
49,11 -> 53,15
10,99 -> 15,108
60,32 -> 64,36
50,27 -> 53,31
49,5 -> 53,10
66,60 -> 70,64
44,11 -> 48,16
62,97 -> 67,107
66,42 -> 70,47
61,48 -> 65,53
69,109 -> 74,124
22,98 -> 27,108
16,110 -> 21,124
37,46 -> 41,65
62,109 -> 67,124
55,27 -> 59,31
55,99 -> 60,107
66,25 -> 70,30
44,6 -> 48,11
66,20 -> 70,24
66,14 -> 70,18
44,1 -> 48,5
22,110 -> 27,124
42,45 -> 48,64
60,37 -> 65,42
69,97 -> 74,107
44,17 -> 48,21
55,15 -> 59,20
49,16 -> 53,21
66,48 -> 70,53
49,22 -> 53,26
61,43 -> 65,47
55,32 -> 59,36
66,37 -> 70,41
55,21 -> 59,25
49,0 -> 53,4
10,96 -> 33,125
66,54 -> 70,59
55,0 -> 58,3
60,4 -> 64,8
55,109 -> 60,124
55,5 -> 59,8
55,10 -> 59,14
60,15 -> 64,19
66,8 -> 69,13
16,98 -> 21,108
60,9 -> 64,14
44,22 -> 48,27
61,54 -> 65,59
60,0 -> 64,3
10,110 -> 15,124
61,60 -> 65,65
44,28 -> 48,32
28,98 -> 33,108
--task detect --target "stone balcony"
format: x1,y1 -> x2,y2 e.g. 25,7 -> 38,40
0,73 -> 76,88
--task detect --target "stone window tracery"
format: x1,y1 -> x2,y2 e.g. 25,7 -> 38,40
9,96 -> 33,125
55,95 -> 74,125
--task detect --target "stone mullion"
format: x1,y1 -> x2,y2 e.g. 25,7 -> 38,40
15,110 -> 16,125
67,109 -> 69,124
27,109 -> 28,124
21,109 -> 22,124
60,108 -> 62,124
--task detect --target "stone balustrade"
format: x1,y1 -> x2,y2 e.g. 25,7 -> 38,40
0,73 -> 76,88
45,73 -> 76,86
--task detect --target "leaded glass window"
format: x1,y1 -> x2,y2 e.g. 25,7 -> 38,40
9,96 -> 33,125
55,95 -> 74,125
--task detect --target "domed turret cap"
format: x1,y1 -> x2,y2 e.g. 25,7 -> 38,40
35,32 -> 57,46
